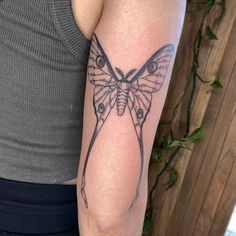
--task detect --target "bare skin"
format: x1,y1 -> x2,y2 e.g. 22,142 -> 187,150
61,0 -> 104,185
61,0 -> 186,235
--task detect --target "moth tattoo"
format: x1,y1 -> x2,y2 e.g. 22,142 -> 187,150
81,34 -> 174,210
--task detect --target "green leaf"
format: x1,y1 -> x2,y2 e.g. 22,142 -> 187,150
210,79 -> 223,88
192,62 -> 198,72
143,217 -> 153,233
168,140 -> 191,150
205,26 -> 218,40
165,169 -> 179,190
162,134 -> 172,148
188,127 -> 204,144
152,147 -> 164,162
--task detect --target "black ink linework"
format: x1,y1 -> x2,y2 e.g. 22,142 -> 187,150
81,33 -> 175,210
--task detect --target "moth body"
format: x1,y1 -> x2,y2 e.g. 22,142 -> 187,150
117,81 -> 130,116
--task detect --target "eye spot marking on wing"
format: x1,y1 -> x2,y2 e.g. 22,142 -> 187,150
98,103 -> 106,114
147,61 -> 158,74
96,55 -> 105,68
136,108 -> 144,119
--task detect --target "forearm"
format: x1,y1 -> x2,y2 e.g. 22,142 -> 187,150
76,0 -> 186,235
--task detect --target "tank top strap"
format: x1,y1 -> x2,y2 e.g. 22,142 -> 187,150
49,0 -> 91,65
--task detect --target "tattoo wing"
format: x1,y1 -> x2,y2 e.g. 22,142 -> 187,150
81,34 -> 118,208
127,45 -> 174,209
88,34 -> 119,132
88,34 -> 118,87
128,44 -> 175,139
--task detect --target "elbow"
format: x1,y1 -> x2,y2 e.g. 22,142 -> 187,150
84,196 -> 146,235
94,219 -> 125,235
88,207 -> 128,234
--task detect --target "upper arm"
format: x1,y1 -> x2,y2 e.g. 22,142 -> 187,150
77,0 -> 186,233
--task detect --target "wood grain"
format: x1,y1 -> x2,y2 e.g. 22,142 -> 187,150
147,1 -> 236,235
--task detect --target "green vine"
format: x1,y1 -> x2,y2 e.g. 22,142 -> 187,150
143,0 -> 225,234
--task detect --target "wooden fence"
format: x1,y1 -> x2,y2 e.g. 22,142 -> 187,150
147,1 -> 236,235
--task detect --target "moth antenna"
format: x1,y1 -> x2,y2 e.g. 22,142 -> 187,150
125,69 -> 137,80
115,67 -> 125,79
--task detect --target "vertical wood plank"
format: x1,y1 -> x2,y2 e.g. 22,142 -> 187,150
151,1 -> 236,235
194,88 -> 236,235
179,51 -> 236,236
166,17 -> 236,235
209,150 -> 236,236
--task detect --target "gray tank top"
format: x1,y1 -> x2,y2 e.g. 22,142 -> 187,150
0,0 -> 91,183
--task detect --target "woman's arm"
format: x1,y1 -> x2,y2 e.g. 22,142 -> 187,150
77,0 -> 186,235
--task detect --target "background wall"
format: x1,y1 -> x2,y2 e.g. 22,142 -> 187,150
147,1 -> 236,235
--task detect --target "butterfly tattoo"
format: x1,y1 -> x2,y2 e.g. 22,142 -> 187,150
81,33 -> 175,210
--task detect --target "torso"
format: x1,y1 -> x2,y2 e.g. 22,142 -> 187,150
61,0 -> 104,185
